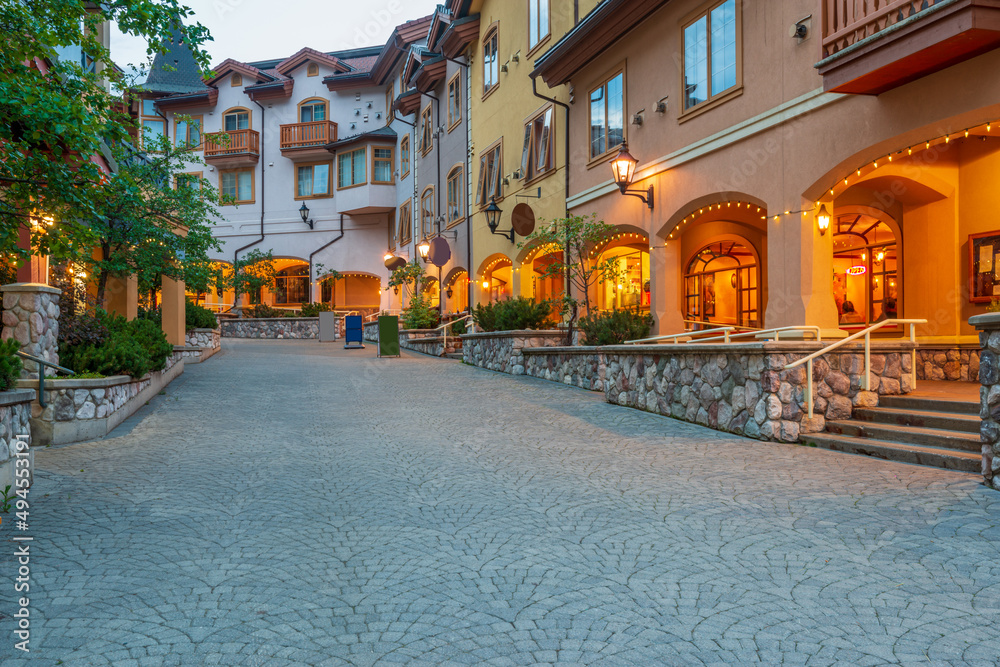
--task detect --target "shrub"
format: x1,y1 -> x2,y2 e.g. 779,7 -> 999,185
449,318 -> 467,336
402,296 -> 440,330
472,297 -> 555,332
577,308 -> 654,346
299,302 -> 331,317
247,304 -> 282,319
62,330 -> 153,378
59,312 -> 110,349
186,301 -> 218,330
126,317 -> 173,372
0,339 -> 22,391
59,310 -> 173,378
137,306 -> 161,326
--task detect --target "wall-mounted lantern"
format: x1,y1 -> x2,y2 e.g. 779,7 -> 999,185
816,204 -> 831,236
610,141 -> 653,209
298,203 -> 315,229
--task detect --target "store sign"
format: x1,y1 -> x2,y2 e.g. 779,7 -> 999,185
846,265 -> 867,276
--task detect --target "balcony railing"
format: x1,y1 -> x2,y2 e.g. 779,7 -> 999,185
204,129 -> 260,158
280,121 -> 338,150
822,0 -> 944,58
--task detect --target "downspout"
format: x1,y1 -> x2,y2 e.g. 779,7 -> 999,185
232,98 -> 267,308
309,214 -> 345,304
444,55 -> 473,314
530,74 -> 572,342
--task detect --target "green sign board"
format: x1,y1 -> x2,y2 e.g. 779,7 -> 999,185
378,316 -> 400,357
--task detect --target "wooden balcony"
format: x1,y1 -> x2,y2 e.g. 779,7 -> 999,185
279,121 -> 337,160
818,0 -> 1000,95
203,129 -> 260,167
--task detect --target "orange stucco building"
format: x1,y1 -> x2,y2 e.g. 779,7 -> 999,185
531,0 -> 1000,378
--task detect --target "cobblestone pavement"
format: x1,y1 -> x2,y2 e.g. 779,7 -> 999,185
2,339 -> 999,666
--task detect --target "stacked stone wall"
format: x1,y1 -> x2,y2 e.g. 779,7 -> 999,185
220,318 -> 319,339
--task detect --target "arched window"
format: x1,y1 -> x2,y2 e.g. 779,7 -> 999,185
832,213 -> 899,326
685,241 -> 759,327
275,265 -> 309,305
298,98 -> 327,123
222,107 -> 251,131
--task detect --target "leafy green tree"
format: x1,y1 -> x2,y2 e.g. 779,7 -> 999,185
0,0 -> 212,264
223,249 -> 277,308
520,214 -> 625,339
314,264 -> 343,307
386,260 -> 424,301
86,136 -> 223,305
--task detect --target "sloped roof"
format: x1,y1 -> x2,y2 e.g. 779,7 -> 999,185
326,125 -> 397,150
140,28 -> 211,95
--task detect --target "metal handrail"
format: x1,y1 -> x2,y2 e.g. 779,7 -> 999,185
692,325 -> 823,344
784,319 -> 926,418
16,351 -> 75,409
437,315 -> 474,353
625,326 -> 735,345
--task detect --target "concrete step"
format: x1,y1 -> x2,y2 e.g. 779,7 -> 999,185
800,432 -> 981,473
852,407 -> 980,434
445,353 -> 463,360
878,394 -> 979,416
825,420 -> 980,453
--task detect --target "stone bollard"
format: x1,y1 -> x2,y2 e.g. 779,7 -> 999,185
0,283 -> 61,378
969,313 -> 1000,490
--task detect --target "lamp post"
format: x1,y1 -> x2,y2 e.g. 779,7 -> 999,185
298,203 -> 315,229
610,141 -> 653,209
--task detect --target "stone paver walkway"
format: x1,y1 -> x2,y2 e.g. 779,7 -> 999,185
2,339 -> 999,665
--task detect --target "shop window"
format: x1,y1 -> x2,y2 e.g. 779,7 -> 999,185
599,246 -> 650,311
685,240 -> 758,327
275,265 -> 309,305
832,214 -> 899,326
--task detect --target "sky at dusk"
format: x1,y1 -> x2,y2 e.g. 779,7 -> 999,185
111,0 -> 443,76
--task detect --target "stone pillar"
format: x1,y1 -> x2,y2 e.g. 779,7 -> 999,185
0,283 -> 61,377
970,313 -> 1000,491
161,275 -> 185,346
105,274 -> 138,321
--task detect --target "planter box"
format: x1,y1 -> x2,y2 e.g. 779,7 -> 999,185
18,352 -> 185,446
178,327 -> 221,364
220,318 -> 319,339
0,389 -> 36,490
461,330 -> 568,374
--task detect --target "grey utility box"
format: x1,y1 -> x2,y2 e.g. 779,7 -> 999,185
319,312 -> 338,342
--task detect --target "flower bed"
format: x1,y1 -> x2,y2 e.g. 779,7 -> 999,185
19,351 -> 185,446
220,318 -> 319,339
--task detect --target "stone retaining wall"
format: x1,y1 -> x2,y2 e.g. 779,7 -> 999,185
1,283 -> 61,377
970,314 -> 1000,490
19,352 -> 185,445
523,347 -> 607,391
462,331 -> 569,374
178,328 -> 221,364
915,345 -> 980,382
220,318 -> 319,339
0,389 -> 35,491
363,324 -> 464,356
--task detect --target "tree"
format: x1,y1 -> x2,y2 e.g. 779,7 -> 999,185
0,1 -> 212,265
314,264 -> 343,307
83,135 -> 223,305
519,214 -> 625,341
386,260 -> 425,302
222,249 -> 277,308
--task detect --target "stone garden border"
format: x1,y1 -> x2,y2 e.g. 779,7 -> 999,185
0,389 -> 36,490
220,318 -> 319,339
18,352 -> 185,446
462,330 -> 568,373
177,327 -> 221,364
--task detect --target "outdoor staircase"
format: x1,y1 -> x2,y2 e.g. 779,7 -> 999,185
801,394 -> 982,473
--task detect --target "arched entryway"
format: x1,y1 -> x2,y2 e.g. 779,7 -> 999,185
520,243 -> 564,304
684,240 -> 760,327
326,272 -> 381,314
443,267 -> 468,313
478,254 -> 512,303
832,211 -> 900,327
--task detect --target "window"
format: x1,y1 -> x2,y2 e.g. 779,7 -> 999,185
275,265 -> 309,304
174,172 -> 202,192
337,148 -> 367,189
399,201 -> 412,245
483,28 -> 499,96
588,70 -> 624,160
400,136 -> 410,178
447,167 -> 464,227
447,73 -> 462,131
307,63 -> 319,77
476,141 -> 502,207
419,105 -> 433,155
220,169 -> 254,204
231,73 -> 242,87
421,187 -> 435,236
223,108 -> 250,131
372,147 -> 393,184
683,0 -> 738,111
385,82 -> 394,126
174,115 -> 202,149
299,99 -> 327,123
296,162 -> 332,199
521,106 -> 553,181
140,98 -> 165,148
685,240 -> 758,327
832,214 -> 899,326
528,0 -> 550,51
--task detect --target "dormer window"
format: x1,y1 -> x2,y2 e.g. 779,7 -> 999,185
231,73 -> 243,87
307,63 -> 319,77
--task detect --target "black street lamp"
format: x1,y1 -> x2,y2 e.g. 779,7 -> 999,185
610,141 -> 653,209
484,197 -> 514,242
298,203 -> 315,229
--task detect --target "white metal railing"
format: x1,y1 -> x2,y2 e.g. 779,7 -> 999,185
437,314 -> 474,353
625,326 -> 736,345
784,319 -> 926,418
365,310 -> 401,323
